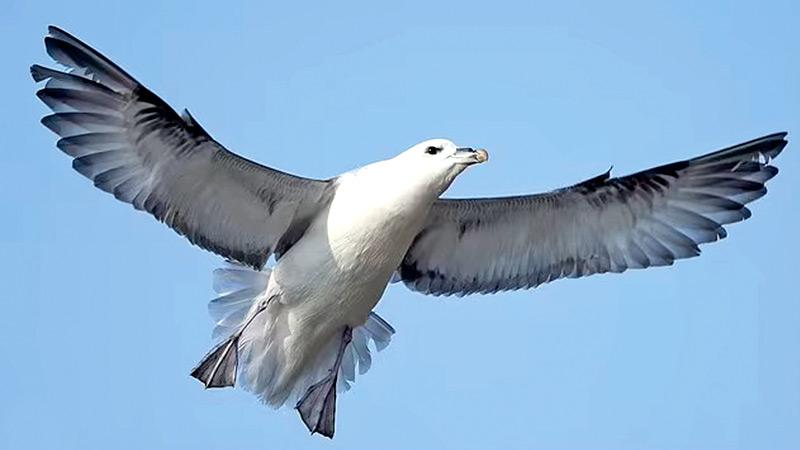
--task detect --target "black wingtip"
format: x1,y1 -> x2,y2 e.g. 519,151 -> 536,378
761,132 -> 789,153
773,131 -> 788,140
40,115 -> 58,134
47,25 -> 73,40
34,88 -> 49,103
749,131 -> 788,146
30,64 -> 49,82
759,132 -> 789,160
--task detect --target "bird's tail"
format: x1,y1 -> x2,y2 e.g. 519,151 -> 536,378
191,263 -> 395,408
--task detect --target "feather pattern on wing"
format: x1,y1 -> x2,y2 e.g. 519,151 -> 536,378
400,133 -> 787,296
32,26 -> 332,268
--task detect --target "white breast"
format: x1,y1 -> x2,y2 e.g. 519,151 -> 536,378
328,167 -> 432,268
270,159 -> 437,325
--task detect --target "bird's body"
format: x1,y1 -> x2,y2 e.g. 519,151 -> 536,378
253,157 -> 443,404
32,26 -> 788,438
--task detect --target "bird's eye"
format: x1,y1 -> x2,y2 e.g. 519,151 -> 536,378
425,146 -> 442,155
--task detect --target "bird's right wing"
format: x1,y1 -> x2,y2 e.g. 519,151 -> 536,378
400,133 -> 787,296
32,26 -> 332,268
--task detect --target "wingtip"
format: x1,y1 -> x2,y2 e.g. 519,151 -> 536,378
760,131 -> 788,146
30,64 -> 47,82
40,114 -> 60,135
47,25 -> 69,39
766,132 -> 789,160
34,88 -> 49,102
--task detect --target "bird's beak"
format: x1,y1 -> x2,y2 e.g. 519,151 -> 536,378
452,147 -> 489,165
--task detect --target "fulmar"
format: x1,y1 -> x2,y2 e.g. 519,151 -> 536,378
31,26 -> 788,438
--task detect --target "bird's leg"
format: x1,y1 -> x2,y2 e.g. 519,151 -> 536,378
190,296 -> 273,389
295,326 -> 353,439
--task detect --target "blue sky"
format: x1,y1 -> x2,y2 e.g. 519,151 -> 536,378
1,1 -> 798,449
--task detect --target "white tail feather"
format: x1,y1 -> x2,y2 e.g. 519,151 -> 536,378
208,263 -> 395,406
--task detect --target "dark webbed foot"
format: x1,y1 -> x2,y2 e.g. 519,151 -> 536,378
190,335 -> 239,388
296,327 -> 352,439
296,370 -> 338,437
191,297 -> 272,389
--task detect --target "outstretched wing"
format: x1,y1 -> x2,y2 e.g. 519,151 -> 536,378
32,26 -> 332,268
400,133 -> 787,296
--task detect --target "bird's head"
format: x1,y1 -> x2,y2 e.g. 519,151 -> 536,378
394,139 -> 489,194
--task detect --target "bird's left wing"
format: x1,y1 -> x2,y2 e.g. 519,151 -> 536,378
399,133 -> 787,296
32,26 -> 332,269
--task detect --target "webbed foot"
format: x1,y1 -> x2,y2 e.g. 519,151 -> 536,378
295,327 -> 352,438
190,335 -> 239,388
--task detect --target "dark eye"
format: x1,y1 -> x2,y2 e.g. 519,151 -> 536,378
425,146 -> 442,155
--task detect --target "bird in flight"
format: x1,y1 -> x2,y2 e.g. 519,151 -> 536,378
32,26 -> 787,438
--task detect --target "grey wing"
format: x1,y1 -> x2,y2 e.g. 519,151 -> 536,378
399,133 -> 787,296
32,26 -> 331,269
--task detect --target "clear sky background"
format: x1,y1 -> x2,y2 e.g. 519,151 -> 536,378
1,1 -> 798,449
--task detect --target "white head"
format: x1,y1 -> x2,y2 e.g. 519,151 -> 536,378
392,138 -> 489,195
